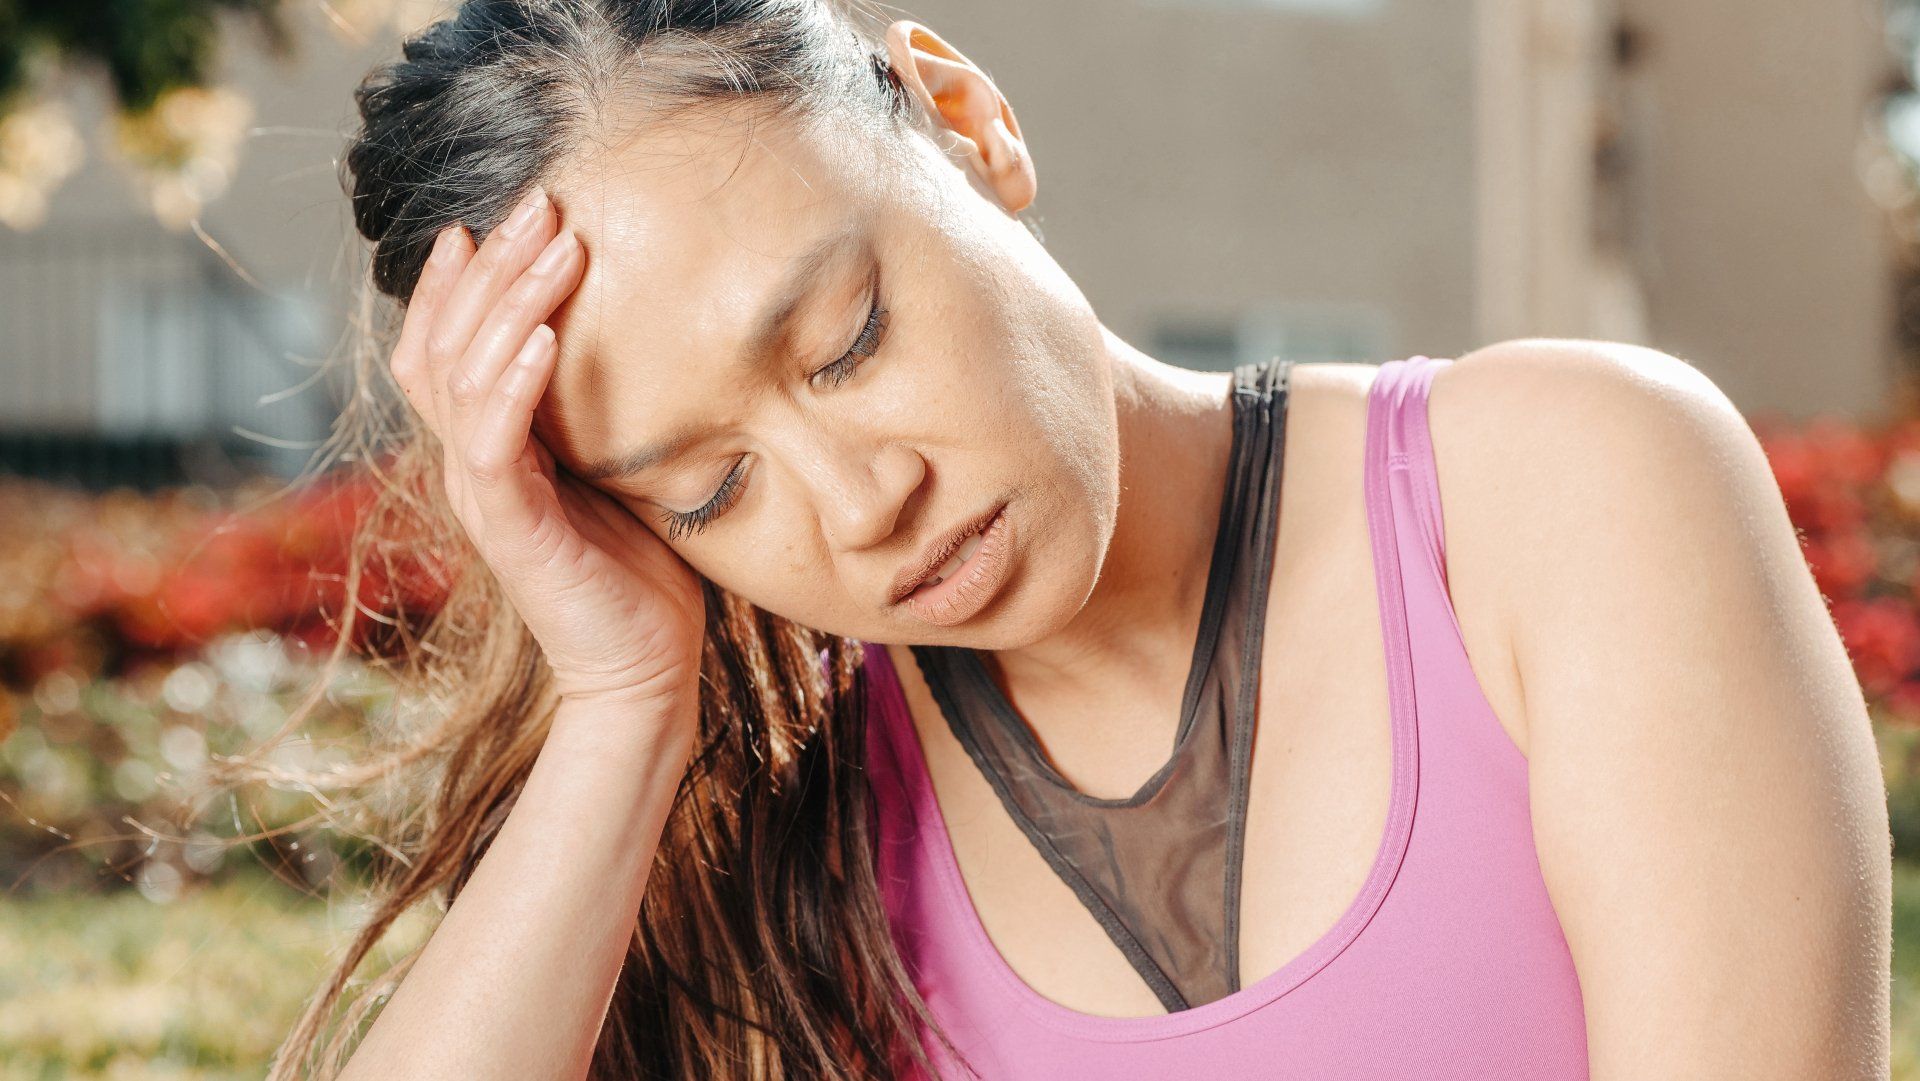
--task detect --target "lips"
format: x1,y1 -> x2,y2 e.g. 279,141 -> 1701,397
888,501 -> 1007,606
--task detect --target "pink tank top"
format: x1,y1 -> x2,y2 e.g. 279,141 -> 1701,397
860,355 -> 1590,1079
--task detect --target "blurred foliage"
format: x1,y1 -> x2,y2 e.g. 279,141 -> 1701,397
0,0 -> 293,228
0,1 -> 289,114
0,470 -> 443,895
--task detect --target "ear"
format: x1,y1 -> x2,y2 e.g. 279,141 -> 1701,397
882,20 -> 1036,213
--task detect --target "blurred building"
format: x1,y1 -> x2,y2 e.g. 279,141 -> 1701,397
940,0 -> 1894,416
0,0 -> 1899,491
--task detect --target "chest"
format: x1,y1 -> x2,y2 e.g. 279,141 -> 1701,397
880,442 -> 1527,1019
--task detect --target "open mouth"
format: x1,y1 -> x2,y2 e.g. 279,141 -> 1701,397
908,529 -> 986,597
896,502 -> 1012,628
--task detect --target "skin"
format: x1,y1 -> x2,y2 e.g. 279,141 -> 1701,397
355,17 -> 1893,1079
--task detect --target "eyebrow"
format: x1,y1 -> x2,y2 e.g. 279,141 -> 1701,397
575,224 -> 865,483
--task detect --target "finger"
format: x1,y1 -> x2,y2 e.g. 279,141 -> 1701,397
392,225 -> 474,435
425,227 -> 478,444
447,229 -> 584,436
428,190 -> 553,448
425,187 -> 557,395
464,323 -> 561,543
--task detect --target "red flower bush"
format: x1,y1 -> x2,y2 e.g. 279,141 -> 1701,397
1756,411 -> 1920,727
0,465 -> 451,675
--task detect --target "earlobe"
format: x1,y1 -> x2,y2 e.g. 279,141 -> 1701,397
881,20 -> 1037,213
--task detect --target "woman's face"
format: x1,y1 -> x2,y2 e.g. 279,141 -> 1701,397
532,104 -> 1118,649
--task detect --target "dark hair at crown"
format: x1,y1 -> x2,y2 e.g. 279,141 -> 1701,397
345,0 -> 916,301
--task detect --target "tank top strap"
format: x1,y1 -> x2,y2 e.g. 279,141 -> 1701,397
1365,355 -> 1455,609
1364,354 -> 1528,771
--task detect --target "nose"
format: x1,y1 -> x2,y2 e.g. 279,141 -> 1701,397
808,439 -> 927,552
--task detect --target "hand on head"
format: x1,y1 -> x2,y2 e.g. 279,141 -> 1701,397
387,186 -> 708,717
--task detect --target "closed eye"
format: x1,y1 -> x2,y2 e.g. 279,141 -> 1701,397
660,277 -> 891,541
810,269 -> 888,390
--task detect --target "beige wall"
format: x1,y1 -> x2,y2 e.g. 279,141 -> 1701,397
1613,0 -> 1895,418
908,0 -> 1481,365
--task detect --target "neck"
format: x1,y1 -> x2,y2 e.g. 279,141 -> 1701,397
991,328 -> 1238,704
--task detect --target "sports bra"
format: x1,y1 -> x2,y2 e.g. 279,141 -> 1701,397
859,355 -> 1591,1079
904,355 -> 1290,1011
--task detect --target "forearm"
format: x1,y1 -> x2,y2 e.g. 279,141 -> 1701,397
338,692 -> 695,1081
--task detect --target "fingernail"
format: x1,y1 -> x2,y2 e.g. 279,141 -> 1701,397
531,231 -> 577,274
500,193 -> 544,239
428,226 -> 457,264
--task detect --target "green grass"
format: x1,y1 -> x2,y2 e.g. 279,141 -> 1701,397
0,864 -> 1915,1078
0,869 -> 428,1080
1898,860 -> 1920,1078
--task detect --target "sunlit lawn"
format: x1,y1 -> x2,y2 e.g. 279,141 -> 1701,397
0,867 -> 429,1080
1,861 -> 1916,1078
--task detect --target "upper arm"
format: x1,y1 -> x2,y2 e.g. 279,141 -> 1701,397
1447,338 -> 1893,1080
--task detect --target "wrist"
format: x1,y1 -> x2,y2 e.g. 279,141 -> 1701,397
548,687 -> 698,769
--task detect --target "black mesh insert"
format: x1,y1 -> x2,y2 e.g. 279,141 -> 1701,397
908,356 -> 1293,1011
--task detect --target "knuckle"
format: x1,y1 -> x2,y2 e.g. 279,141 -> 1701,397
424,329 -> 461,364
472,239 -> 513,274
390,357 -> 423,393
465,450 -> 508,488
495,290 -> 537,324
447,370 -> 488,404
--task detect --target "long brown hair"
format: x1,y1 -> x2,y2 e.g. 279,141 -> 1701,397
205,1 -> 999,1076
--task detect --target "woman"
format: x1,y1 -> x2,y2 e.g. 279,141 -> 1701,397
276,0 -> 1892,1078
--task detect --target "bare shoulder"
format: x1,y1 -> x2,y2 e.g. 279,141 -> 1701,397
1421,339 -> 1890,1077
1281,345 -> 1727,756
1425,337 -> 1784,662
1434,335 -> 1752,492
1287,341 -> 1772,691
1285,353 -> 1540,751
1409,338 -> 1766,662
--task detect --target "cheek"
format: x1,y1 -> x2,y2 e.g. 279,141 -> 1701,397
1015,372 -> 1122,564
681,524 -> 837,615
1010,358 -> 1114,483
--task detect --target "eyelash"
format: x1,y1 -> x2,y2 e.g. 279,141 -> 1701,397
657,292 -> 891,542
811,295 -> 890,389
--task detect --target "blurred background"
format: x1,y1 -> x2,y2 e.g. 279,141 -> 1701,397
1,0 -> 1917,1076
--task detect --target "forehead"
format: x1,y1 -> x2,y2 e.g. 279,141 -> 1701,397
533,109 -> 880,468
